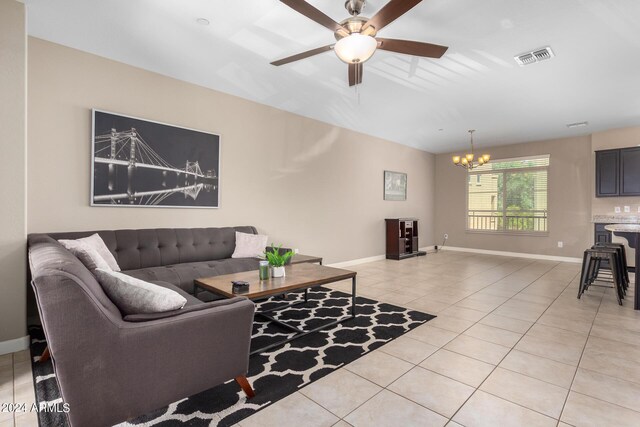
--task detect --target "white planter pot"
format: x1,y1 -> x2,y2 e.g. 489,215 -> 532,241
271,266 -> 285,278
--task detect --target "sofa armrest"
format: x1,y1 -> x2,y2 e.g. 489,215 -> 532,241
109,297 -> 256,419
123,297 -> 246,322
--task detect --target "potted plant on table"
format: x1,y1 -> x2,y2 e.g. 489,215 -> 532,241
264,244 -> 294,278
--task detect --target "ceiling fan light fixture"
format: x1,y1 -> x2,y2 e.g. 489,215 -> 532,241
334,33 -> 377,64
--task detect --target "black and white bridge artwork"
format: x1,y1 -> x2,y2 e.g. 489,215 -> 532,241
91,110 -> 220,208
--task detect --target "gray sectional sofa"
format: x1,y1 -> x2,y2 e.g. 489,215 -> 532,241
27,226 -> 268,427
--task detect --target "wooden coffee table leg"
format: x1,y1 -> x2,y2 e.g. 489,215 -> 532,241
235,375 -> 255,399
40,346 -> 50,363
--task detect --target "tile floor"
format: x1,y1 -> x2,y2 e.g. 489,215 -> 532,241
0,350 -> 37,427
2,250 -> 638,427
239,251 -> 640,427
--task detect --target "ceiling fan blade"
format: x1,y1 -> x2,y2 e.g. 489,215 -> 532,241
271,45 -> 334,66
376,38 -> 448,58
280,0 -> 344,32
348,63 -> 363,86
363,0 -> 423,32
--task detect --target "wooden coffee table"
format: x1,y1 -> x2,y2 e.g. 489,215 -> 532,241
194,263 -> 357,355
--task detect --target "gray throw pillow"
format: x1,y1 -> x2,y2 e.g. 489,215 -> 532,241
94,269 -> 187,315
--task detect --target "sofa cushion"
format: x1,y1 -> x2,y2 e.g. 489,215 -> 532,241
94,269 -> 187,315
124,258 -> 261,294
123,266 -> 184,289
206,258 -> 260,275
122,297 -> 245,322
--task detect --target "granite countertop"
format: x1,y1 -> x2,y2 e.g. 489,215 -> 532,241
604,224 -> 640,233
593,215 -> 640,224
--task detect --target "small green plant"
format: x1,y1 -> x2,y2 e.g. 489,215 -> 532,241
264,244 -> 294,267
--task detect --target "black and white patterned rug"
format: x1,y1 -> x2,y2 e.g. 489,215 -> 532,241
30,287 -> 434,426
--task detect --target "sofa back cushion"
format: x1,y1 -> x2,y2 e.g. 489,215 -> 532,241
44,226 -> 258,271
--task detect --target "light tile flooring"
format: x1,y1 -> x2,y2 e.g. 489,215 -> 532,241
0,350 -> 37,427
2,251 -> 639,427
239,251 -> 640,427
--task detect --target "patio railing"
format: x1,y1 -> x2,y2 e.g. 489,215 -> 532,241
468,210 -> 548,232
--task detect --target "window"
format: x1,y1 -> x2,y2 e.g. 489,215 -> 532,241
467,155 -> 549,233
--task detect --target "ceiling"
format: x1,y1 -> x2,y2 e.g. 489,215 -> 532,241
25,0 -> 640,153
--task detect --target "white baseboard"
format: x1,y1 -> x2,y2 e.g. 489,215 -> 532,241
328,254 -> 386,268
0,335 -> 30,356
327,245 -> 438,268
441,246 -> 582,263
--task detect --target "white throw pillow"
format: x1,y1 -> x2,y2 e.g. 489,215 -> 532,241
59,239 -> 112,271
231,231 -> 268,258
79,234 -> 120,271
94,269 -> 187,315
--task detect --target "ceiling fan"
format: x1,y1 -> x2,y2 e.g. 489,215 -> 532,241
271,0 -> 449,86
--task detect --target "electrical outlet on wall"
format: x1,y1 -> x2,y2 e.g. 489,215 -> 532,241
615,207 -> 621,213
557,241 -> 564,248
444,234 -> 449,240
624,206 -> 631,213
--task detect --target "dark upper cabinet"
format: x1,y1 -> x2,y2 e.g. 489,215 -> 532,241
595,147 -> 640,197
620,147 -> 640,196
595,150 -> 619,197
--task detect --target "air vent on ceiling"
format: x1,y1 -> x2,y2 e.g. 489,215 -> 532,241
514,46 -> 555,66
566,121 -> 589,129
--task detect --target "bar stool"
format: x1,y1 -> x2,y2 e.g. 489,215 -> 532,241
593,242 -> 629,291
592,244 -> 628,296
578,247 -> 624,305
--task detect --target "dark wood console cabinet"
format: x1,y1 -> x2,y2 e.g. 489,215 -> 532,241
385,218 -> 423,260
596,147 -> 640,197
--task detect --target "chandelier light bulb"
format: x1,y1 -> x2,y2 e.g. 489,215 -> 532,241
334,33 -> 377,64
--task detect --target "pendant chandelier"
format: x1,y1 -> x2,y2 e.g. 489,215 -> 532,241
452,130 -> 490,170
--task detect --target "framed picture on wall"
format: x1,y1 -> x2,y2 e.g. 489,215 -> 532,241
91,109 -> 220,208
384,170 -> 407,201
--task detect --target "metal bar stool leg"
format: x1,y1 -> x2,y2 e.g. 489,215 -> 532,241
578,251 -> 590,299
608,252 -> 623,305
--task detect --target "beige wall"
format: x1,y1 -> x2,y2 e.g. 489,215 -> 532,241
27,38 -> 435,265
591,126 -> 640,215
435,135 -> 593,258
0,0 -> 27,344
